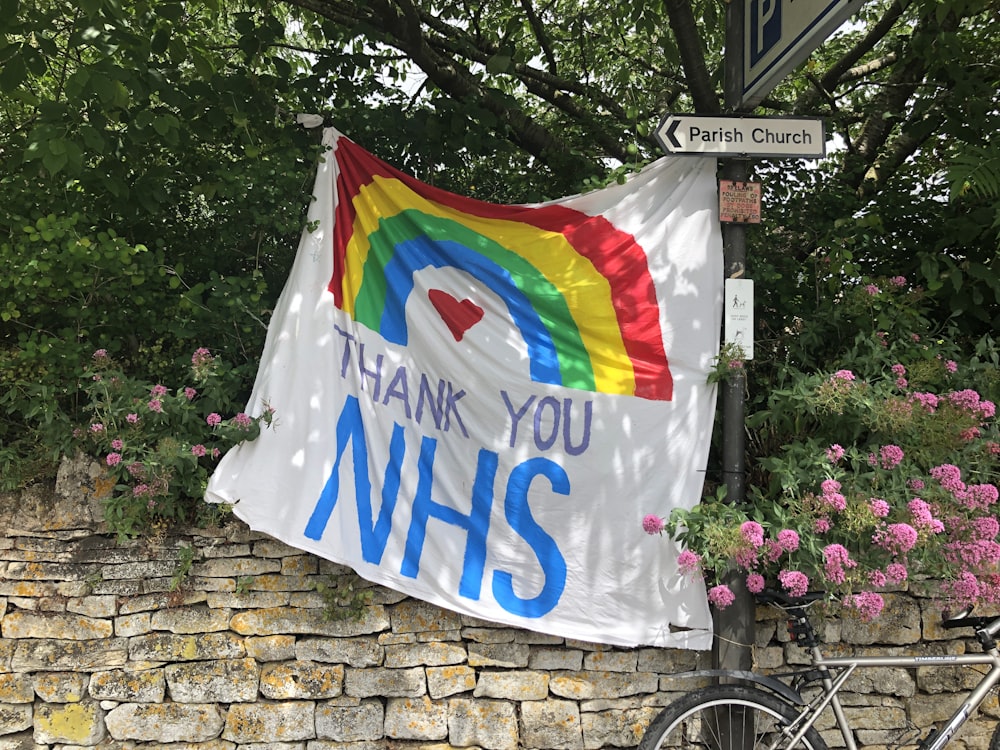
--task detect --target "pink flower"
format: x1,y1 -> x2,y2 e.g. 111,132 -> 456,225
212,448 -> 220,459
111,438 -> 123,450
642,514 -> 665,535
868,498 -> 890,517
821,479 -> 841,495
740,521 -> 765,549
822,492 -> 847,512
869,570 -> 887,587
776,529 -> 800,552
886,563 -> 908,583
875,523 -> 919,554
232,412 -> 253,429
126,413 -> 139,424
206,413 -> 222,427
826,444 -> 845,463
948,572 -> 981,605
907,478 -> 925,491
90,423 -> 105,433
945,360 -> 958,373
896,377 -> 908,389
823,544 -> 857,584
147,399 -> 163,413
865,284 -> 880,296
910,392 -> 939,412
814,518 -> 831,533
831,369 -> 856,382
746,573 -> 766,594
931,464 -> 966,494
848,592 -> 884,621
778,570 -> 809,598
979,401 -> 996,419
192,347 -> 213,367
191,444 -> 207,458
879,444 -> 904,470
889,275 -> 907,287
677,550 -> 702,575
708,584 -> 736,609
92,348 -> 109,361
183,387 -> 197,400
948,389 -> 983,411
150,384 -> 168,398
132,483 -> 150,497
106,452 -> 122,467
891,364 -> 906,377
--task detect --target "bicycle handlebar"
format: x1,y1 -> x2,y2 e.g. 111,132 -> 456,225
755,589 -> 826,608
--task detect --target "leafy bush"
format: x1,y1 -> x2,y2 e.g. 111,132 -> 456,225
646,276 -> 999,620
73,347 -> 272,539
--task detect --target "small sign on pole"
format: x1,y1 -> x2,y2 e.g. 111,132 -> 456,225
719,180 -> 761,224
725,278 -> 754,360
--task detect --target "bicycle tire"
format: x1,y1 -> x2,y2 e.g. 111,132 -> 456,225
639,684 -> 829,750
989,720 -> 1000,750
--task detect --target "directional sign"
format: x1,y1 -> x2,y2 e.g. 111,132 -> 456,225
655,114 -> 825,159
743,0 -> 864,108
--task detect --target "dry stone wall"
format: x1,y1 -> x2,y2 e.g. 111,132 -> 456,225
0,456 -> 997,749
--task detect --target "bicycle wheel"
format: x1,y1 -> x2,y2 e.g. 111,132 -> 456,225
639,685 -> 828,750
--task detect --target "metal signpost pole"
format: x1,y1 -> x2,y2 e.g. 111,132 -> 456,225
713,0 -> 754,675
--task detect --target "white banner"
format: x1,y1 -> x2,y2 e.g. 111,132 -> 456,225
206,129 -> 722,648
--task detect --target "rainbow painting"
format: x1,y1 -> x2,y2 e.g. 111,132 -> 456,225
329,135 -> 673,401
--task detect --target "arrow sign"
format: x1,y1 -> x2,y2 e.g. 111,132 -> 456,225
655,114 -> 825,159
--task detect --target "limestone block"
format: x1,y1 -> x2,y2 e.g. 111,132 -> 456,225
260,661 -> 344,699
104,702 -> 225,742
1,612 -> 113,641
584,707 -> 658,750
467,642 -> 530,668
206,591 -> 290,609
0,704 -> 32,735
583,650 -> 638,672
66,595 -> 117,619
315,698 -> 384,741
12,638 -> 128,671
549,670 -> 659,700
384,696 -> 448,740
391,600 -> 462,634
222,702 -> 316,743
280,554 -> 318,574
447,697 -> 518,750
253,573 -> 318,593
252,540 -> 304,558
201,542 -> 252,558
165,658 -> 260,702
843,666 -> 915,697
114,613 -> 151,637
150,605 -> 232,634
384,642 -> 466,668
192,557 -> 281,578
0,729 -> 39,749
344,667 -> 426,698
31,672 -> 88,702
521,699 -> 584,750
0,676 -> 33,704
635,647 -> 700,674
128,632 -> 245,662
88,669 -> 165,702
99,560 -> 181,580
426,666 -> 476,700
529,648 -> 583,671
32,701 -> 105,745
296,637 -> 383,667
841,594 -> 920,645
118,591 -> 208,615
907,692 -> 966,727
230,606 -> 389,637
473,670 -> 549,700
246,635 -> 298,662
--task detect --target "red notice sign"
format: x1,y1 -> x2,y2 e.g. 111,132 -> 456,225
719,180 -> 761,224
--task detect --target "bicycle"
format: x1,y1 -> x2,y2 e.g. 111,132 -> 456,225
639,588 -> 1000,750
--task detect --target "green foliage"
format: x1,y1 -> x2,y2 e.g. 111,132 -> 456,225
314,574 -> 374,622
170,543 -> 196,592
74,348 -> 272,539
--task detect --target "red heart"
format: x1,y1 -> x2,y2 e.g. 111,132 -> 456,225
428,289 -> 484,341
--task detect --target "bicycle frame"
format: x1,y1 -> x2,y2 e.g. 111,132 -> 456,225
783,636 -> 1000,750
